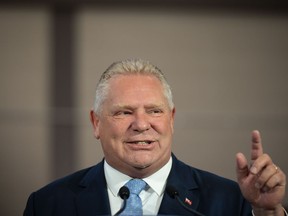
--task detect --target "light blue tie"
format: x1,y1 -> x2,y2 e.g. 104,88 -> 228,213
120,179 -> 146,216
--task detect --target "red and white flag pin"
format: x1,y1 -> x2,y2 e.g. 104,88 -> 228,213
185,197 -> 192,206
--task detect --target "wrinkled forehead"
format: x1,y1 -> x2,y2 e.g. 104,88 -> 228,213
103,75 -> 169,109
107,73 -> 164,93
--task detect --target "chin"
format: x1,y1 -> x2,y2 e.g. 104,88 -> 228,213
131,159 -> 151,169
133,164 -> 150,170
129,157 -> 153,169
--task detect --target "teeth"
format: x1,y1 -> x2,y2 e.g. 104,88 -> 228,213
133,141 -> 151,145
136,141 -> 148,144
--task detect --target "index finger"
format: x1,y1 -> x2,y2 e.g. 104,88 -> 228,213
251,130 -> 264,161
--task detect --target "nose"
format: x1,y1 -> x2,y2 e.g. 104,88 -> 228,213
131,112 -> 150,132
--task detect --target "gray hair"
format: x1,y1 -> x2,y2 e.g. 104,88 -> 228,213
92,59 -> 174,115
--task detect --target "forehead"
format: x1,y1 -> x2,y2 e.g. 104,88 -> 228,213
109,73 -> 162,88
106,74 -> 167,103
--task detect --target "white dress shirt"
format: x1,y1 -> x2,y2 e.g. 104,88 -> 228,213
104,157 -> 172,216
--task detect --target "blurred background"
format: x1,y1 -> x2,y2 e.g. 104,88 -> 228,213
1,1 -> 288,215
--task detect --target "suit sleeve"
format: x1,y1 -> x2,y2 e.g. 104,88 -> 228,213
23,193 -> 35,216
241,198 -> 253,216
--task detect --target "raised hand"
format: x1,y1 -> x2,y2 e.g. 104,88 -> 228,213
236,130 -> 286,215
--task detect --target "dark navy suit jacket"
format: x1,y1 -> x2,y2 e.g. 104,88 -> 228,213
24,154 -> 252,215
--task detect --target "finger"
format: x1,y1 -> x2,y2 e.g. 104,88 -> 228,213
259,168 -> 285,192
254,163 -> 279,189
236,152 -> 250,182
251,130 -> 264,162
250,153 -> 272,175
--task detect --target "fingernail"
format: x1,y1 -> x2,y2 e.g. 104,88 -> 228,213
250,166 -> 257,174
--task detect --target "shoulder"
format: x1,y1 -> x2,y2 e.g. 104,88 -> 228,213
168,155 -> 252,214
24,161 -> 108,215
171,154 -> 240,192
33,161 -> 104,197
194,166 -> 240,191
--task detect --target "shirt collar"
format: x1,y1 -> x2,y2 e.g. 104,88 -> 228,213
104,157 -> 172,197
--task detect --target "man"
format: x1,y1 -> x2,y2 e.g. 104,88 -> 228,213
24,59 -> 286,215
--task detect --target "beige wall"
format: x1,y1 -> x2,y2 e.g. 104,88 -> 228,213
76,6 -> 288,182
0,7 -> 51,215
1,6 -> 288,216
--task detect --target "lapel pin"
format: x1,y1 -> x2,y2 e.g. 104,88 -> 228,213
184,197 -> 192,206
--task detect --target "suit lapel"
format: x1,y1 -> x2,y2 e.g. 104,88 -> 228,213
76,161 -> 111,216
158,155 -> 201,215
74,155 -> 202,216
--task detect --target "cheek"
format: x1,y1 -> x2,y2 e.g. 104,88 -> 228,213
101,120 -> 128,139
155,118 -> 174,134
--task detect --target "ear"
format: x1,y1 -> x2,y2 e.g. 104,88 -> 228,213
170,107 -> 176,133
90,110 -> 100,139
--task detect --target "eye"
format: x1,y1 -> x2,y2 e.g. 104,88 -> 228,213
122,111 -> 132,115
114,110 -> 132,116
148,109 -> 163,115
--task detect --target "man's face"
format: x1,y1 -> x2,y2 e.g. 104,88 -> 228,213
90,74 -> 175,178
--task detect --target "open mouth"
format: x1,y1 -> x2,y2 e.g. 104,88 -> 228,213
126,141 -> 153,145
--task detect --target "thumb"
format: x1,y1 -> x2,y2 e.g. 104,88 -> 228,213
236,152 -> 249,183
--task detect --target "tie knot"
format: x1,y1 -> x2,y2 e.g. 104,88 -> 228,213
125,179 -> 146,195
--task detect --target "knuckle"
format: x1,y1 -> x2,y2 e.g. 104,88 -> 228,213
262,153 -> 271,161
